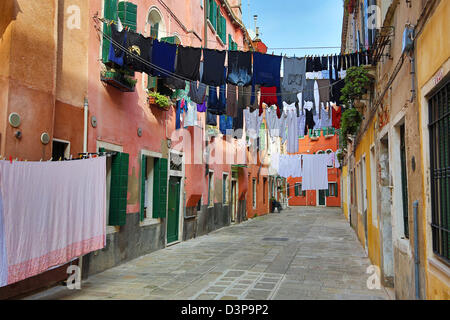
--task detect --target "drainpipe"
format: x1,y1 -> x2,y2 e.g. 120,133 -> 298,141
83,97 -> 88,153
410,53 -> 416,103
79,97 -> 89,278
413,200 -> 420,299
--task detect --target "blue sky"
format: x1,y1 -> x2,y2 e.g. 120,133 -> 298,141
242,0 -> 344,57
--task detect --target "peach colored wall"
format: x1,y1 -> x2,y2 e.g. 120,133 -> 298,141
88,0 -> 250,214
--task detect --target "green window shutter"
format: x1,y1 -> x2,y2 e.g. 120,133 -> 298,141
210,0 -> 217,30
334,183 -> 338,197
109,152 -> 129,226
228,34 -> 233,50
295,184 -> 299,197
287,184 -> 290,197
326,185 -> 330,197
102,0 -> 118,63
219,15 -> 226,43
233,41 -> 238,51
152,158 -> 168,219
302,190 -> 306,197
117,1 -> 137,31
140,155 -> 147,221
147,75 -> 157,90
259,123 -> 266,151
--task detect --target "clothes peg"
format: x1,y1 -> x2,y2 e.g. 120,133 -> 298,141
48,157 -> 53,162
40,159 -> 43,162
9,156 -> 12,164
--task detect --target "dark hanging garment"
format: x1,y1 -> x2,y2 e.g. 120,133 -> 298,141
337,54 -> 342,71
305,109 -> 316,136
321,56 -> 328,70
238,85 -> 259,111
202,48 -> 226,87
313,56 -> 322,72
317,79 -> 330,105
151,39 -> 177,77
189,81 -> 207,104
252,52 -> 282,109
342,54 -> 347,70
165,77 -> 186,90
226,84 -> 238,118
346,54 -> 351,69
233,106 -> 244,139
351,53 -> 357,67
333,55 -> 339,80
303,79 -> 315,102
328,56 -> 333,80
367,49 -> 373,65
330,79 -> 346,104
305,57 -> 314,73
207,68 -> 227,115
227,51 -> 252,86
124,31 -> 152,73
206,110 -> 217,126
108,23 -> 127,67
175,46 -> 201,81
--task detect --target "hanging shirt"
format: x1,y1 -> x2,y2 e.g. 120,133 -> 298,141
202,48 -> 226,86
260,86 -> 279,116
151,39 -> 177,77
318,103 -> 332,129
219,115 -> 234,135
304,108 -> 315,136
184,101 -> 198,128
265,107 -> 279,138
279,111 -> 288,144
303,79 -> 315,102
301,154 -> 329,191
233,106 -> 244,139
227,51 -> 252,86
197,101 -> 207,113
281,57 -> 306,104
124,30 -> 152,73
238,85 -> 259,111
175,46 -> 201,81
252,52 -> 282,109
226,84 -> 238,118
332,105 -> 343,129
286,107 -> 299,154
206,110 -> 217,126
189,81 -> 207,104
297,110 -> 306,138
314,80 -> 320,113
108,23 -> 127,67
317,79 -> 331,105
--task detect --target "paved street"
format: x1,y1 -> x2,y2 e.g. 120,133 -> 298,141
27,207 -> 390,300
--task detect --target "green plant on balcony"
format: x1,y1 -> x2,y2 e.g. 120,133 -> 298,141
340,107 -> 362,148
147,91 -> 171,110
340,66 -> 372,108
101,67 -> 137,92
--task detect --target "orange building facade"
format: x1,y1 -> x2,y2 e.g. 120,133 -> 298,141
287,131 -> 341,207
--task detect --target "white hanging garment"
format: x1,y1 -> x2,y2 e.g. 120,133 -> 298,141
301,154 -> 329,191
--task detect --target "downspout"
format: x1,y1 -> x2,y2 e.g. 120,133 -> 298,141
413,200 -> 420,299
79,97 -> 89,278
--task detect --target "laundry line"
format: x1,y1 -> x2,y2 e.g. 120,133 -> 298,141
96,25 -> 347,98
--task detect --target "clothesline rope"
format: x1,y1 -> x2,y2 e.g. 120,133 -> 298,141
97,25 -> 347,99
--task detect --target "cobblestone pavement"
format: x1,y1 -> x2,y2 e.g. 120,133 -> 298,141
26,207 -> 390,300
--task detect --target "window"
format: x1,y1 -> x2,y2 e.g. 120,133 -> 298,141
328,183 -> 338,197
295,183 -> 306,197
52,139 -> 70,161
287,183 -> 290,197
428,81 -> 449,262
252,179 -> 256,209
223,173 -> 229,204
208,171 -> 214,207
400,124 -> 409,238
140,152 -> 165,224
263,178 -> 267,204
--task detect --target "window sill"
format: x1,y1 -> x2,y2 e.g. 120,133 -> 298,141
397,237 -> 412,256
140,218 -> 160,227
106,226 -> 118,235
428,256 -> 450,279
207,19 -> 217,35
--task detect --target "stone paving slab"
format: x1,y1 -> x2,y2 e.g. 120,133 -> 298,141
25,207 -> 390,300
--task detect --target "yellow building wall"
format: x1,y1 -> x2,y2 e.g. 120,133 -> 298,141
342,165 -> 349,220
354,116 -> 381,268
416,0 -> 450,300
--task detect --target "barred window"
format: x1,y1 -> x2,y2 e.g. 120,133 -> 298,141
429,80 -> 449,263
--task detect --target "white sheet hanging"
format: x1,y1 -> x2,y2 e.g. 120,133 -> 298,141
301,154 -> 329,191
0,157 -> 107,287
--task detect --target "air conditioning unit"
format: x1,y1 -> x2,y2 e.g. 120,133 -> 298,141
402,25 -> 415,54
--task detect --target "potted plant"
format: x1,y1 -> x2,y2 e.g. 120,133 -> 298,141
340,107 -> 362,148
148,91 -> 171,110
340,66 -> 372,109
